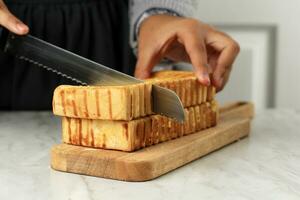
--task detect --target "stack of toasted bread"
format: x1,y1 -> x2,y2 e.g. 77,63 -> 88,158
52,70 -> 219,152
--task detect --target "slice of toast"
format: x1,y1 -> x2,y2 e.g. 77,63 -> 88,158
53,71 -> 216,120
61,101 -> 218,152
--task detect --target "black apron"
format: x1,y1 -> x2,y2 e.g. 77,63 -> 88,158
0,0 -> 136,110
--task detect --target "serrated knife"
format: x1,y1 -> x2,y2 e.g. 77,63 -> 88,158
0,27 -> 185,122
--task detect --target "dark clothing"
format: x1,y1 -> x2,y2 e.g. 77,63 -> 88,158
1,0 -> 136,110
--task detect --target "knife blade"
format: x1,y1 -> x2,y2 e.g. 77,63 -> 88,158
0,28 -> 185,122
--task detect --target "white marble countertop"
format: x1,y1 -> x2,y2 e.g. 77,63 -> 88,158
0,110 -> 300,200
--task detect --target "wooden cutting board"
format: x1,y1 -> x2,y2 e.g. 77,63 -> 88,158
51,102 -> 254,182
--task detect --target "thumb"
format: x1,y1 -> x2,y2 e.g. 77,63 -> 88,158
134,46 -> 160,80
0,3 -> 29,35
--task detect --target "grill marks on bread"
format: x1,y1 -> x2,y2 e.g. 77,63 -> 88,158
53,71 -> 216,120
55,70 -> 219,152
62,101 -> 218,152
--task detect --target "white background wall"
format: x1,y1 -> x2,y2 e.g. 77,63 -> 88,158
191,0 -> 300,110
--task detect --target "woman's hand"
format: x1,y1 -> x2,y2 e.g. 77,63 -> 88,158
0,0 -> 28,34
135,15 -> 240,91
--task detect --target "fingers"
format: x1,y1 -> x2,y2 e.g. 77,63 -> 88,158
134,15 -> 239,92
179,31 -> 211,86
207,32 -> 240,90
0,2 -> 29,35
212,40 -> 240,89
135,33 -> 176,80
216,66 -> 231,92
134,45 -> 161,79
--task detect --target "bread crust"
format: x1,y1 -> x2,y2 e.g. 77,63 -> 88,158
53,71 -> 216,120
62,101 -> 219,152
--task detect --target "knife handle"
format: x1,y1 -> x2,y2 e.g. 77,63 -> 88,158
0,26 -> 26,55
0,26 -> 9,52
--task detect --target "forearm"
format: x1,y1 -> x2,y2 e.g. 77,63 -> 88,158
129,0 -> 196,49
